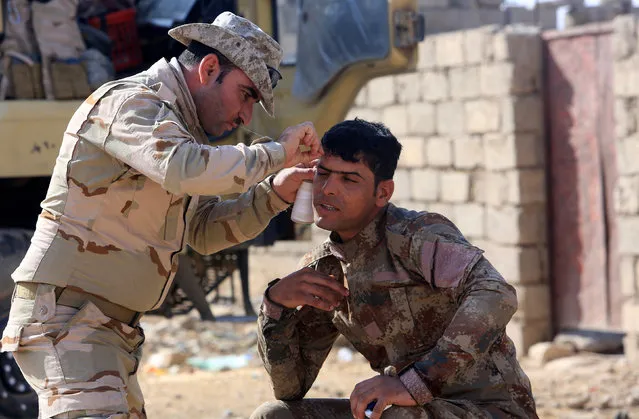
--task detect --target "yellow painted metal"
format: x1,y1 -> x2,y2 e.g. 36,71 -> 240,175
255,0 -> 275,36
236,0 -> 256,24
236,0 -> 274,35
0,100 -> 82,177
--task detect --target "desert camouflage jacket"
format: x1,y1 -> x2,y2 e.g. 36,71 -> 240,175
257,204 -> 537,417
12,57 -> 289,312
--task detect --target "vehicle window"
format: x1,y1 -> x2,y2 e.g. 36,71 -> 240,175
276,0 -> 298,65
292,0 -> 390,102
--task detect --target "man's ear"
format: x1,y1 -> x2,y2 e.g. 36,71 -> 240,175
198,54 -> 221,86
375,179 -> 394,207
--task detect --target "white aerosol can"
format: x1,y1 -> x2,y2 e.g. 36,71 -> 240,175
290,181 -> 314,224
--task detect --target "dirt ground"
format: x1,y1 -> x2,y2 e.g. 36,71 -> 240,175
136,303 -> 639,419
139,356 -> 639,419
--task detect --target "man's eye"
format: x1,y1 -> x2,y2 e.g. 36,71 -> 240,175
317,172 -> 328,177
345,178 -> 358,183
242,91 -> 253,102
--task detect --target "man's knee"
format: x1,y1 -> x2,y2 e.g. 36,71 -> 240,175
250,401 -> 295,419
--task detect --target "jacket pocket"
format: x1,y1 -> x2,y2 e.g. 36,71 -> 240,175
359,272 -> 416,342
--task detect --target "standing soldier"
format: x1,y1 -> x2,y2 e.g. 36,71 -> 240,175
0,12 -> 321,419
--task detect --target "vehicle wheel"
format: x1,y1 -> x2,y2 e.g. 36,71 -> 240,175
0,229 -> 38,418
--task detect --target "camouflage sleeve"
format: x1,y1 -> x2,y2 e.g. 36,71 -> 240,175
186,176 -> 290,255
398,227 -> 518,405
88,90 -> 286,196
257,282 -> 340,401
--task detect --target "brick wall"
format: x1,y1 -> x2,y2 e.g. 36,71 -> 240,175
613,15 -> 639,363
345,25 -> 550,356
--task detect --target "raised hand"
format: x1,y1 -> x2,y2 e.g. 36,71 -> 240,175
278,122 -> 323,167
268,267 -> 348,311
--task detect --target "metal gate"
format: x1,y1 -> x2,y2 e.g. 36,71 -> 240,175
543,24 -> 621,333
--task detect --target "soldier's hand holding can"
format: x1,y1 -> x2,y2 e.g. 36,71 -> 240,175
271,161 -> 317,205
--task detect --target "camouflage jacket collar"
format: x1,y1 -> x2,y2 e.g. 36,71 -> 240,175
141,58 -> 208,143
299,204 -> 411,268
325,205 -> 389,263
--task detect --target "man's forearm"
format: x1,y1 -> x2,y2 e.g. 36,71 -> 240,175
399,259 -> 518,403
258,297 -> 309,400
258,289 -> 339,400
187,177 -> 289,255
106,92 -> 286,197
164,141 -> 286,196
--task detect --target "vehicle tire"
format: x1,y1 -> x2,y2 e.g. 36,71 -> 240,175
0,229 -> 38,419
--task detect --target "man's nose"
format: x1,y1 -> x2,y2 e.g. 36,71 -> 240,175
320,175 -> 338,196
240,103 -> 254,125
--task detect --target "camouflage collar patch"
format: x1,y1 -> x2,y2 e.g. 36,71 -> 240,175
326,206 -> 389,263
298,242 -> 333,268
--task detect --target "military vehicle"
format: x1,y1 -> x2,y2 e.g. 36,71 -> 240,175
0,0 -> 423,416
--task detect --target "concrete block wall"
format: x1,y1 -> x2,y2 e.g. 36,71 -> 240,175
564,4 -> 639,28
416,0 -> 559,34
613,15 -> 639,363
345,25 -> 550,357
419,6 -> 559,34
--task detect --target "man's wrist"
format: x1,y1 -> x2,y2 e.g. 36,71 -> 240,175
265,282 -> 284,306
261,278 -> 293,320
268,176 -> 293,205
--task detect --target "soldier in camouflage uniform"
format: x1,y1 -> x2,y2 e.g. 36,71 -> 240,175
0,12 -> 323,419
251,119 -> 538,419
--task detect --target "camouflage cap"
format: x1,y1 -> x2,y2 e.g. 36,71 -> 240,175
168,12 -> 283,117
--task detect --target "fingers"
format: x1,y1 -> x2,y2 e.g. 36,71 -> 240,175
292,268 -> 347,311
293,148 -> 322,166
349,390 -> 359,418
293,159 -> 319,169
296,167 -> 316,182
285,150 -> 320,168
299,122 -> 322,155
370,399 -> 389,419
291,122 -> 322,164
302,293 -> 336,311
300,283 -> 344,310
289,166 -> 315,181
278,123 -> 313,168
303,272 -> 349,297
299,150 -> 323,164
299,272 -> 347,311
350,385 -> 378,419
275,268 -> 347,310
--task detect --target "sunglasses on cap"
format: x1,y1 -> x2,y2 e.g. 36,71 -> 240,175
268,66 -> 282,89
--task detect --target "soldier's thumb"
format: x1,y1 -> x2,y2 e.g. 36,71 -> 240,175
294,167 -> 315,182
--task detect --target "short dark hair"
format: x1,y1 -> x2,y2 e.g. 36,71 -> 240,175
321,118 -> 402,186
178,41 -> 236,83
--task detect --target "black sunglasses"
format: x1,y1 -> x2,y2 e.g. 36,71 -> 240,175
268,66 -> 282,89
